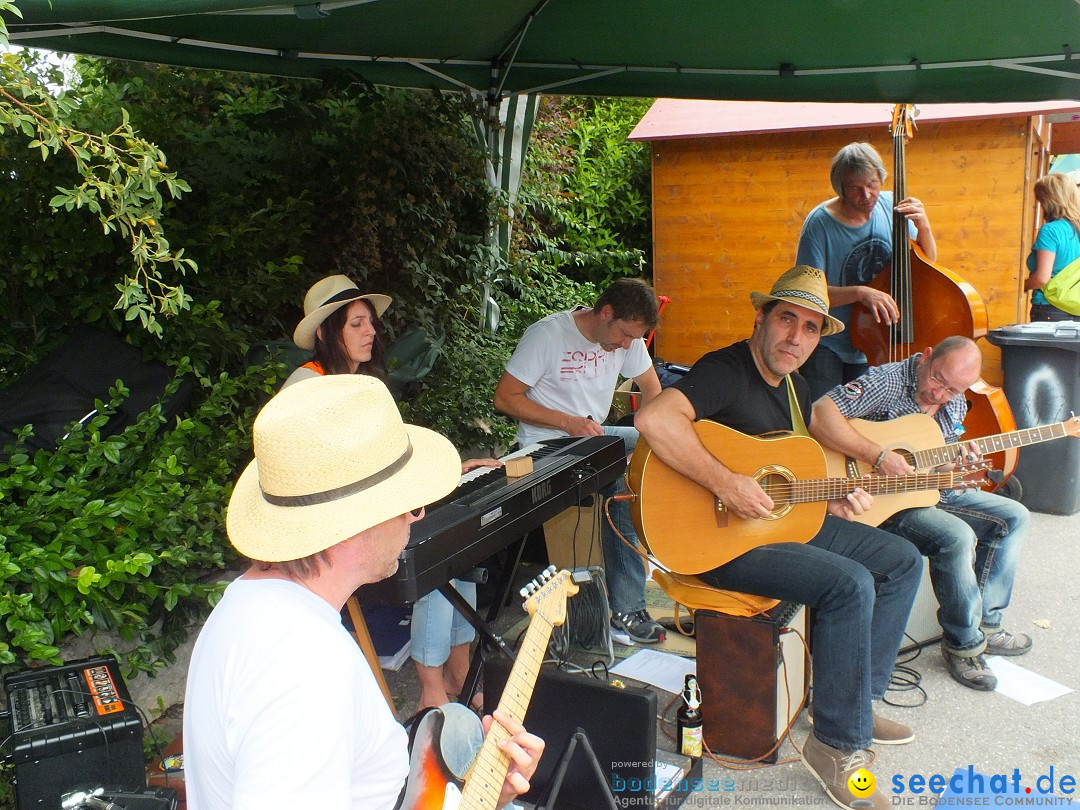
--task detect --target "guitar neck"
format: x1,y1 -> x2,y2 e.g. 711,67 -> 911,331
774,470 -> 966,505
912,422 -> 1071,469
458,606 -> 554,809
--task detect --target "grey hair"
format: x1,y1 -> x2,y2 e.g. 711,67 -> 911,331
830,143 -> 888,196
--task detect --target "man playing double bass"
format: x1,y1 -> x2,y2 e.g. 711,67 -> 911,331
796,142 -> 937,400
809,336 -> 1032,693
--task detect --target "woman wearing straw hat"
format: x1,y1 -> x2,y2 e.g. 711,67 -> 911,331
183,375 -> 542,808
285,274 -> 497,712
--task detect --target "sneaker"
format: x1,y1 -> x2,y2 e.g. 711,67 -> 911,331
801,733 -> 887,809
984,628 -> 1033,657
807,706 -> 914,745
610,610 -> 666,645
942,645 -> 997,691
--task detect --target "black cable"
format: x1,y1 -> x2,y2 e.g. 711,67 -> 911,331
883,634 -> 929,707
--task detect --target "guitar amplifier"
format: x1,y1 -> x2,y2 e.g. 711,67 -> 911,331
695,602 -> 807,762
484,658 -> 660,809
901,556 -> 942,651
2,655 -> 146,810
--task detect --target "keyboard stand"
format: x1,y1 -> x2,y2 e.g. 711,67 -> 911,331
441,530 -> 532,708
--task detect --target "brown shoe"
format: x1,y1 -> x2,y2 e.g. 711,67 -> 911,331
802,733 -> 887,809
871,713 -> 913,745
807,706 -> 914,745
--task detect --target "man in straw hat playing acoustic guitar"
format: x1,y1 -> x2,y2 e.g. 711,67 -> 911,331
635,266 -> 922,810
183,374 -> 542,809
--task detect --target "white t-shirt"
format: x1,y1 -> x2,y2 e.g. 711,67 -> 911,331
184,577 -> 409,810
505,307 -> 652,447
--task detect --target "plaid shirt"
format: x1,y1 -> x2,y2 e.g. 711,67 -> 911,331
825,353 -> 968,444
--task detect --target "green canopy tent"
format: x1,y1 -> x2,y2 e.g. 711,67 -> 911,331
7,1 -> 1080,102
7,1 -> 1080,323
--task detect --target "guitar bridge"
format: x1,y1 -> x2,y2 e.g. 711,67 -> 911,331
715,497 -> 729,528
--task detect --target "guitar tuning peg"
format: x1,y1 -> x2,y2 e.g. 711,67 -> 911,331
519,586 -> 530,599
545,564 -> 557,577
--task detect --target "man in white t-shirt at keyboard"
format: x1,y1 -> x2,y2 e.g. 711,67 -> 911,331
494,278 -> 665,644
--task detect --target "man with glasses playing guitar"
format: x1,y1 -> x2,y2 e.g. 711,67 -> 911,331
810,336 -> 1032,692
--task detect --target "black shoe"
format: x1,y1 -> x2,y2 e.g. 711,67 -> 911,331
610,610 -> 666,644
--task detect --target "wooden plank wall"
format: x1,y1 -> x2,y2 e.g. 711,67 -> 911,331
650,116 -> 1044,386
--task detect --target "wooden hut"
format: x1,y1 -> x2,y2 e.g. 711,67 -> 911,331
629,100 -> 1080,384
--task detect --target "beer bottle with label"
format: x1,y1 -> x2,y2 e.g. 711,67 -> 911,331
676,674 -> 702,759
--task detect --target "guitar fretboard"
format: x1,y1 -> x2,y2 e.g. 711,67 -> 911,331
458,573 -> 567,810
913,422 -> 1071,469
760,469 -> 977,505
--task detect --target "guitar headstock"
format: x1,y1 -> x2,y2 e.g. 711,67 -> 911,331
519,566 -> 578,627
955,461 -> 993,489
890,103 -> 918,141
1065,412 -> 1080,439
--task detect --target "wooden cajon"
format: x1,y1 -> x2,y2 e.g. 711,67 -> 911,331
695,603 -> 808,762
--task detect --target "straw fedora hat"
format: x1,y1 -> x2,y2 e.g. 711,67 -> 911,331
227,375 -> 460,562
293,275 -> 392,351
749,265 -> 845,336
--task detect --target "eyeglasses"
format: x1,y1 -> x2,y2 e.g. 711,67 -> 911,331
409,506 -> 426,519
927,367 -> 964,399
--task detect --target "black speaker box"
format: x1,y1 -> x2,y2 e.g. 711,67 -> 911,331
484,657 -> 657,809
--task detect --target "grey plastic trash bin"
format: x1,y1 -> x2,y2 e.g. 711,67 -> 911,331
986,321 -> 1080,515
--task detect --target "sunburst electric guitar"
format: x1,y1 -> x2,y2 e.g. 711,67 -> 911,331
822,412 -> 1080,526
398,566 -> 576,810
627,421 -> 989,575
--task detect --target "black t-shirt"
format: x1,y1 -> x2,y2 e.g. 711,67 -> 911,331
671,341 -> 812,436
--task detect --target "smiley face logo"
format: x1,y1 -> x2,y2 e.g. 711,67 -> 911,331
848,768 -> 876,798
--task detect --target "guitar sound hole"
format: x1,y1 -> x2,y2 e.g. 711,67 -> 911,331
758,472 -> 793,510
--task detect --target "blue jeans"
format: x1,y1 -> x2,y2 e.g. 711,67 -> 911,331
410,580 -> 477,667
700,516 -> 922,751
600,425 -> 648,614
800,345 -> 868,402
880,489 -> 1030,656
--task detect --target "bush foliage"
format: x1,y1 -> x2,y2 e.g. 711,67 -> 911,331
0,51 -> 651,677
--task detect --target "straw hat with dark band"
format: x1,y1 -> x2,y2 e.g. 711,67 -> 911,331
226,375 -> 460,562
749,265 -> 845,336
292,275 -> 392,351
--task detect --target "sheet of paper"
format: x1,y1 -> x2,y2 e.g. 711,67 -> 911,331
610,648 -> 695,694
653,760 -> 686,797
986,656 -> 1074,706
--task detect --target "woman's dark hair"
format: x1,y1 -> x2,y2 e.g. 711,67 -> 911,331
311,299 -> 387,378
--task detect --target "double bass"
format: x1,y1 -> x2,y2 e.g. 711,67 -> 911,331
848,104 -> 1018,488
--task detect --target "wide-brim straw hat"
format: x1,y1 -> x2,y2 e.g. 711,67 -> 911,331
227,375 -> 460,562
293,274 -> 392,351
749,265 -> 845,336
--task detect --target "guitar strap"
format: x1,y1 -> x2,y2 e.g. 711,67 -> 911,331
785,374 -> 809,437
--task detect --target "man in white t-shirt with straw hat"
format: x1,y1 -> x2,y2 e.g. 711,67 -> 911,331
183,374 -> 543,809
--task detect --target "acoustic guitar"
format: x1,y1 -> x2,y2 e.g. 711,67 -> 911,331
398,566 -> 575,810
627,420 -> 988,575
822,412 -> 1080,526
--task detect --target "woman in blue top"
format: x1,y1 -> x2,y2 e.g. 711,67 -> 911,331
1025,173 -> 1080,322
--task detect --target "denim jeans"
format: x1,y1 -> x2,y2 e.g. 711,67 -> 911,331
410,580 -> 477,667
1030,303 -> 1076,322
599,425 -> 648,614
880,489 -> 1030,656
800,345 -> 868,402
700,516 -> 922,751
